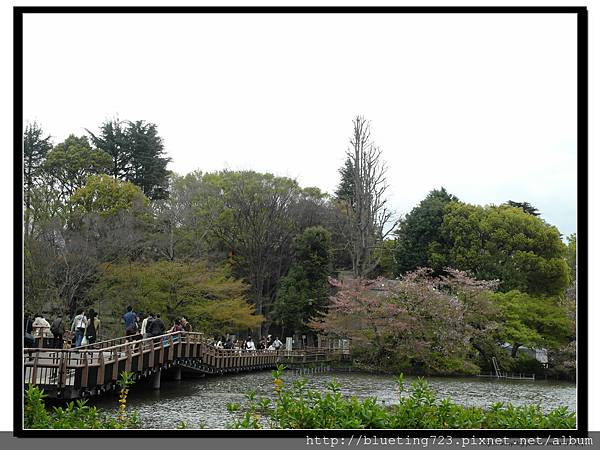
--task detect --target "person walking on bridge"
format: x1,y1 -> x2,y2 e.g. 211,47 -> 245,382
148,313 -> 165,337
85,310 -> 99,345
50,315 -> 65,349
71,309 -> 88,347
123,305 -> 138,340
141,313 -> 153,338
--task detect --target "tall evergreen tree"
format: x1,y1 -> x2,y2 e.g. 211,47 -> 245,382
87,119 -> 129,180
87,119 -> 171,200
23,122 -> 52,236
126,120 -> 171,200
334,157 -> 354,205
394,187 -> 458,275
23,123 -> 52,208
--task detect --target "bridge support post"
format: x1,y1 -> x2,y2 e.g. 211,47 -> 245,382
174,366 -> 182,381
153,370 -> 161,390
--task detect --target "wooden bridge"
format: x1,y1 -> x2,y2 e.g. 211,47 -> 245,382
23,331 -> 349,399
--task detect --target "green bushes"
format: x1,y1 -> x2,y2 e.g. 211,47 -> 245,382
24,372 -> 139,429
227,367 -> 575,429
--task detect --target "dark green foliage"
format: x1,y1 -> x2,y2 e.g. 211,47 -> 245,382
86,119 -> 129,178
334,157 -> 354,204
228,373 -> 575,429
430,203 -> 570,296
88,119 -> 171,200
126,120 -> 171,200
273,226 -> 332,335
394,188 -> 458,275
504,200 -> 540,216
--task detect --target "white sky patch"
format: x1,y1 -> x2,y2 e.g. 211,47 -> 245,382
23,12 -> 577,237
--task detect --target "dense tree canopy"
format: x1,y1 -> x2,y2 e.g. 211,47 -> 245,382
429,203 -> 570,296
394,187 -> 458,275
489,290 -> 573,357
69,174 -> 148,218
88,261 -> 263,337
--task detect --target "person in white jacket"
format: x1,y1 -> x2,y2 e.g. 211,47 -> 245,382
245,336 -> 256,351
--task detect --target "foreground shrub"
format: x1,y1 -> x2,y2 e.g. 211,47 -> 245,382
227,366 -> 575,429
24,372 -> 139,429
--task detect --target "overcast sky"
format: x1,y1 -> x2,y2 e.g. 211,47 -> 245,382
23,12 -> 577,237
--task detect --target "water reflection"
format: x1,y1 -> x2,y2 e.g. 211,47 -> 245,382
90,371 -> 576,429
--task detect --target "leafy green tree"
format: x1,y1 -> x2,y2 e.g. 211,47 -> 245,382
89,260 -> 263,337
24,122 -> 52,235
430,203 -> 570,296
69,175 -> 148,218
43,134 -> 112,200
394,187 -> 458,275
273,226 -> 332,337
489,290 -> 573,357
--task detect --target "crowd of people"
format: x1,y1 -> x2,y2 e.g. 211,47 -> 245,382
24,305 -> 283,352
209,335 -> 284,352
24,309 -> 102,349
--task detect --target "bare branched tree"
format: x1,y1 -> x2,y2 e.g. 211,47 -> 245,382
338,116 -> 397,277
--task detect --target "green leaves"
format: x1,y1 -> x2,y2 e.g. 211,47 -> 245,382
70,174 -> 148,218
394,187 -> 459,275
89,260 -> 263,337
228,373 -> 575,429
490,290 -> 574,351
431,203 -> 570,296
24,385 -> 140,429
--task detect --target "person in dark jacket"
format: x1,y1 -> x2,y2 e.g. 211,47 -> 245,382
85,310 -> 99,345
50,315 -> 65,349
148,313 -> 166,337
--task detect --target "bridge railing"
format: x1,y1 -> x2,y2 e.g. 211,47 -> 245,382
24,331 -> 205,389
24,333 -> 349,395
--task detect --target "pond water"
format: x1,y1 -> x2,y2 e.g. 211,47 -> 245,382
90,370 -> 576,429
